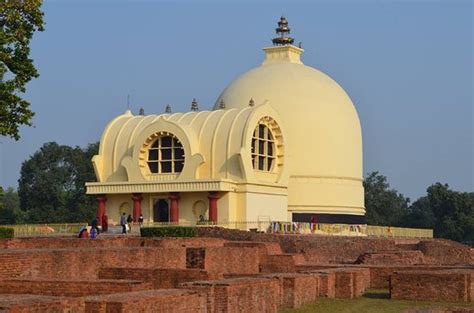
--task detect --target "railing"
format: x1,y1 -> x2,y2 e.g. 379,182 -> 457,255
366,225 -> 433,238
0,223 -> 86,237
0,221 -> 433,239
142,221 -> 432,238
268,222 -> 367,236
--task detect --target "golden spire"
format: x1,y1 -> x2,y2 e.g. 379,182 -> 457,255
219,99 -> 225,109
272,16 -> 294,46
190,98 -> 199,111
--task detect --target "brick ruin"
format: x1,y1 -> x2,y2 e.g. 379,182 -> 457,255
0,229 -> 472,312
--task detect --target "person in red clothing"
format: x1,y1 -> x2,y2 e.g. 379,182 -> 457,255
78,227 -> 89,238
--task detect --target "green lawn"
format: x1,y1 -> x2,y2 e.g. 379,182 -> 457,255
280,290 -> 473,313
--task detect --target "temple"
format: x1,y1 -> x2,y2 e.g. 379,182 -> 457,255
86,17 -> 365,226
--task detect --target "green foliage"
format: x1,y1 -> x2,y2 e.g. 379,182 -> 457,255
140,226 -> 197,238
0,187 -> 22,224
405,183 -> 473,243
0,227 -> 14,238
364,172 -> 410,226
0,0 -> 44,140
17,141 -> 99,223
365,171 -> 474,244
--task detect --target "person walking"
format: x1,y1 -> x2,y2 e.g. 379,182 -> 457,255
127,214 -> 133,233
120,212 -> 127,234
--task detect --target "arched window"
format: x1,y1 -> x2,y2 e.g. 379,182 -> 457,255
252,124 -> 275,171
147,135 -> 184,173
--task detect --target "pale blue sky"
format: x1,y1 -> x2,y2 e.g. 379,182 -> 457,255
0,0 -> 472,201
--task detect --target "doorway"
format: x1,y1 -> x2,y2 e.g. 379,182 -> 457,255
153,199 -> 169,222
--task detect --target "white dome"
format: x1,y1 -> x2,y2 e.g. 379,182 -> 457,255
214,45 -> 364,216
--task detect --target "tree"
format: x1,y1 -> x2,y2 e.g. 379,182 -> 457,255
424,183 -> 473,243
0,0 -> 44,140
402,195 -> 434,229
18,142 -> 98,223
0,186 -> 21,224
363,171 -> 410,226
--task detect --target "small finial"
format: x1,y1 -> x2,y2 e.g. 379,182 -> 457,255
165,104 -> 171,113
249,98 -> 255,107
298,41 -> 302,48
272,16 -> 294,46
190,98 -> 199,111
138,107 -> 145,115
219,99 -> 225,109
127,94 -> 131,110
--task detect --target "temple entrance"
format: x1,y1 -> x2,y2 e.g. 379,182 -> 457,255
153,199 -> 169,222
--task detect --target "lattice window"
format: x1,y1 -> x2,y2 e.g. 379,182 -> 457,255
147,135 -> 184,173
251,124 -> 275,171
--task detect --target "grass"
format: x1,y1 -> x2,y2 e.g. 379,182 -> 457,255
280,289 -> 473,313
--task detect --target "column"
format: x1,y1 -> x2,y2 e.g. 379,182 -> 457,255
169,192 -> 180,223
132,193 -> 143,222
208,191 -> 219,223
96,195 -> 107,226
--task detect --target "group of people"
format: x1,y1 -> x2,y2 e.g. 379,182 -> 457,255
120,212 -> 144,234
78,213 -> 144,238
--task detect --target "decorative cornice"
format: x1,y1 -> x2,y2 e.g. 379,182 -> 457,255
86,179 -> 236,195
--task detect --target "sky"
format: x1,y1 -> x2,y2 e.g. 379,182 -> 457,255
0,0 -> 472,201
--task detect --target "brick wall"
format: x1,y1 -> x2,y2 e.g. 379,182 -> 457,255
84,289 -> 207,313
186,247 -> 260,275
307,271 -> 335,298
261,273 -> 319,308
0,247 -> 186,280
0,279 -> 153,297
261,254 -> 305,273
0,294 -> 85,313
299,268 -> 370,299
355,250 -> 425,265
298,263 -> 473,289
181,277 -> 280,313
390,270 -> 473,302
223,241 -> 282,269
98,268 -> 221,289
418,240 -> 473,265
0,237 -> 226,250
196,227 -> 397,263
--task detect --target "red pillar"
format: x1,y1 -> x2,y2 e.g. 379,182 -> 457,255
169,192 -> 180,223
96,195 -> 107,226
208,191 -> 219,223
132,193 -> 143,222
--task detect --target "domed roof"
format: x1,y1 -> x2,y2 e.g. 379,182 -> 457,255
214,44 -> 364,215
214,45 -> 362,178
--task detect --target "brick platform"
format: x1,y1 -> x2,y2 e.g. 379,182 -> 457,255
261,273 -> 319,308
0,234 -> 472,312
0,279 -> 153,297
181,277 -> 280,313
390,270 -> 474,302
261,253 -> 306,273
0,294 -> 85,312
98,268 -> 221,288
84,289 -> 207,313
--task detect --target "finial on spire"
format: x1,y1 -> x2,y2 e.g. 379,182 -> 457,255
219,99 -> 225,109
165,104 -> 171,113
139,107 -> 145,115
272,16 -> 294,46
249,98 -> 255,107
190,98 -> 199,111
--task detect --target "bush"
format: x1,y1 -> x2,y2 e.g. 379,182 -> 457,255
140,226 -> 197,238
0,227 -> 14,238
